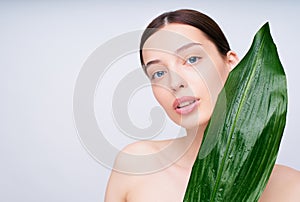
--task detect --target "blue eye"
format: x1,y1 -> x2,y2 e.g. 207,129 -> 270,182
152,71 -> 165,79
186,56 -> 200,64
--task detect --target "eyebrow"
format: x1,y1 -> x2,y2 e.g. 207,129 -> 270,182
144,42 -> 202,70
175,42 -> 202,54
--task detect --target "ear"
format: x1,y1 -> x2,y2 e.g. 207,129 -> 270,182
226,50 -> 239,71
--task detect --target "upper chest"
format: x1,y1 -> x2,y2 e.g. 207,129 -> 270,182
126,166 -> 191,202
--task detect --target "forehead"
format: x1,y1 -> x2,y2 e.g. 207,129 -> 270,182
142,23 -> 210,54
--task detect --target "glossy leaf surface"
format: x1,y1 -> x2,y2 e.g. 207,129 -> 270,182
184,23 -> 287,202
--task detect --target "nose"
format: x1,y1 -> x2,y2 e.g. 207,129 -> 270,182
168,69 -> 187,92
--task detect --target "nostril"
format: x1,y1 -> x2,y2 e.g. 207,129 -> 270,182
171,84 -> 185,92
168,70 -> 187,91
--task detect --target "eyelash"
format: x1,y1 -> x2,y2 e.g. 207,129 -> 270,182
148,56 -> 201,80
184,56 -> 201,65
151,70 -> 167,80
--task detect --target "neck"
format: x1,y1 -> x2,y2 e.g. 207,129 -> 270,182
186,125 -> 206,157
173,124 -> 207,169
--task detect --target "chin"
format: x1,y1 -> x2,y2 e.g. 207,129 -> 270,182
172,112 -> 210,131
181,120 -> 209,130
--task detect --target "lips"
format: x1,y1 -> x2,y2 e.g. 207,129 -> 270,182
173,96 -> 200,115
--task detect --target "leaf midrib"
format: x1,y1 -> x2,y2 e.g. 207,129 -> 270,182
209,34 -> 266,201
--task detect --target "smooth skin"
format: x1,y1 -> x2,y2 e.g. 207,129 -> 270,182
105,23 -> 300,202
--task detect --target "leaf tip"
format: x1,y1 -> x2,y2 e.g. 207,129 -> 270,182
252,21 -> 274,49
260,22 -> 270,33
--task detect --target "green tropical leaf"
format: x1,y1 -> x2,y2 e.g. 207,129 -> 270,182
183,22 -> 287,202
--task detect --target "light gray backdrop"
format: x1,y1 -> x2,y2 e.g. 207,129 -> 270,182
1,1 -> 299,201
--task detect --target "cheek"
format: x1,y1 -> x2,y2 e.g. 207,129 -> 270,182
185,70 -> 210,100
192,59 -> 228,102
152,85 -> 183,126
152,85 -> 172,109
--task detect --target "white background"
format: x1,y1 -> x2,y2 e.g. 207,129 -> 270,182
1,1 -> 299,201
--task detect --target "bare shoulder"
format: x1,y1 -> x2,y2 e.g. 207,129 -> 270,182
113,139 -> 172,172
105,140 -> 171,202
122,139 -> 171,154
260,164 -> 300,201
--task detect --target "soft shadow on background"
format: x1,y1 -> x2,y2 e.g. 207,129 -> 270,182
1,1 -> 299,201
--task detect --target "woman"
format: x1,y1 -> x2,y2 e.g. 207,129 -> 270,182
105,9 -> 300,201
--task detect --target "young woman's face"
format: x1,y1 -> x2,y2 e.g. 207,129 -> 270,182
142,23 -> 236,129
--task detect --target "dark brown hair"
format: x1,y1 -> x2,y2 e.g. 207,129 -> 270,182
139,9 -> 231,68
